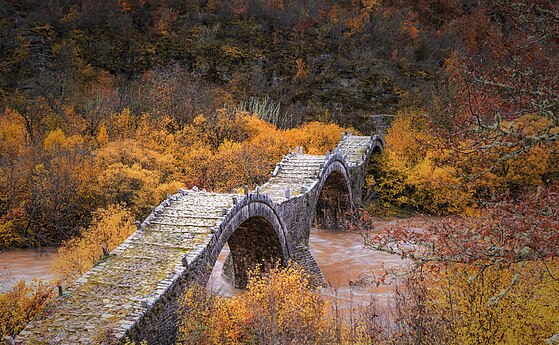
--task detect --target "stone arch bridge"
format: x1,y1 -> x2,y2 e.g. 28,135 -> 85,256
16,133 -> 383,345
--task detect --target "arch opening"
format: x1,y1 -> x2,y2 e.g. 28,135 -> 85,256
222,216 -> 285,289
314,170 -> 352,230
362,145 -> 383,203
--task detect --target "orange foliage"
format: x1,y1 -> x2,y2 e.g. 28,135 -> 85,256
0,110 -> 28,159
43,129 -> 84,153
400,14 -> 420,43
179,265 -> 386,344
106,109 -> 136,140
376,109 -> 473,214
0,279 -> 53,338
39,110 -> 348,284
1,101 -> 349,250
178,265 -> 328,344
179,113 -> 348,192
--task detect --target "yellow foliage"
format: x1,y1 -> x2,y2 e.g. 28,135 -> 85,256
221,45 -> 246,60
447,115 -> 557,196
0,219 -> 23,248
122,339 -> 148,345
178,114 -> 349,192
183,111 -> 250,150
0,279 -> 53,338
95,139 -> 177,174
209,140 -> 247,191
0,110 -> 28,159
96,163 -> 160,216
378,109 -> 473,214
1,104 -> 350,250
96,124 -> 109,147
178,265 -> 329,345
93,138 -> 183,214
286,121 -> 352,155
134,115 -> 179,153
243,115 -> 281,142
504,145 -> 549,187
180,142 -> 215,189
420,261 -> 559,344
361,0 -> 381,12
107,108 -> 136,139
43,128 -> 84,152
51,204 -> 135,283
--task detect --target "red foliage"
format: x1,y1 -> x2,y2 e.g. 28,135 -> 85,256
447,1 -> 559,147
366,184 -> 559,266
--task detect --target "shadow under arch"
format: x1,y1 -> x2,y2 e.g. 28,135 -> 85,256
311,156 -> 354,231
223,215 -> 286,288
362,143 -> 384,203
203,194 -> 290,290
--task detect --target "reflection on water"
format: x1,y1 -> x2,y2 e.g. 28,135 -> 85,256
208,218 -> 413,306
0,248 -> 57,292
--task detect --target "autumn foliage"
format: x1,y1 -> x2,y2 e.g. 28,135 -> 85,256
51,204 -> 136,283
371,109 -> 472,214
382,260 -> 559,345
178,265 -> 384,345
0,279 -> 53,339
368,184 -> 559,265
361,184 -> 559,344
178,265 -> 327,344
0,106 -> 348,250
371,108 -> 558,215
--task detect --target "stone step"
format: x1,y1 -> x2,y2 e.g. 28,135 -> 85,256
279,164 -> 323,169
275,171 -> 318,178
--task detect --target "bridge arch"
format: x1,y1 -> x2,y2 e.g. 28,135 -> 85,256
360,136 -> 385,202
367,136 -> 384,159
310,153 -> 354,230
206,193 -> 290,289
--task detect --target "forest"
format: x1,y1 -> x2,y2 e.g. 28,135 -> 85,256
1,0 -> 558,343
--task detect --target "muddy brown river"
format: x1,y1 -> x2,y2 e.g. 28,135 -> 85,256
209,218 -> 414,307
0,248 -> 57,292
1,218 -> 421,304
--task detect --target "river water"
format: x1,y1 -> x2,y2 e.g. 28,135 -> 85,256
0,248 -> 57,293
1,218 -> 416,304
208,218 -> 412,307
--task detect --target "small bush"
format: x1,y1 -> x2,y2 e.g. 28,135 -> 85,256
0,279 -> 53,338
51,204 -> 136,283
